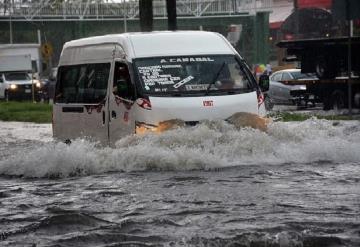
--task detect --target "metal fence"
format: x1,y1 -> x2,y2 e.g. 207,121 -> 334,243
0,0 -> 272,21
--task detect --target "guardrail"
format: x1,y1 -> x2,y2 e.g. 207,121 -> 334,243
0,0 -> 273,20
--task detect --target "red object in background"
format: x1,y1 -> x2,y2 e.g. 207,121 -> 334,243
298,0 -> 332,9
270,22 -> 283,29
285,34 -> 294,40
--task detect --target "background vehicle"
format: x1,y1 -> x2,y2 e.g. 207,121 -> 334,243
268,69 -> 318,106
275,3 -> 360,111
41,67 -> 57,102
0,55 -> 43,101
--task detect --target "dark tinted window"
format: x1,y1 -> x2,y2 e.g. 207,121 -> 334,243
56,63 -> 110,103
113,62 -> 135,101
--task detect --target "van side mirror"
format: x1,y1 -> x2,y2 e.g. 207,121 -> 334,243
258,74 -> 269,92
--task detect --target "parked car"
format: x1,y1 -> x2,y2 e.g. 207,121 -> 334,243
268,69 -> 318,106
0,72 -> 43,101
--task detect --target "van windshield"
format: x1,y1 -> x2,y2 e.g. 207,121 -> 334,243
134,55 -> 255,95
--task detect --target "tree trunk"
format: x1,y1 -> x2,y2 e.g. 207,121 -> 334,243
166,0 -> 177,31
139,0 -> 153,32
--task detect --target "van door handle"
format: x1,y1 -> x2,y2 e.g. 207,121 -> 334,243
111,110 -> 117,119
102,111 -> 105,125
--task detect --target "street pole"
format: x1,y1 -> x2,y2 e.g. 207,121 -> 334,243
294,0 -> 299,39
166,0 -> 177,31
346,0 -> 352,116
139,0 -> 153,32
9,0 -> 13,44
123,0 -> 127,32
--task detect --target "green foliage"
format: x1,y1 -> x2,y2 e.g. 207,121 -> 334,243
269,112 -> 360,122
0,101 -> 52,123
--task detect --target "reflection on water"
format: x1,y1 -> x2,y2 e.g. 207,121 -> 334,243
0,120 -> 359,246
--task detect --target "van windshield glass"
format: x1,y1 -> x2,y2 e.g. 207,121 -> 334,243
134,55 -> 254,95
5,73 -> 30,81
56,63 -> 110,104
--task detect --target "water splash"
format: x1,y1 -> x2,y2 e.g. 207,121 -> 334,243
1,119 -> 360,178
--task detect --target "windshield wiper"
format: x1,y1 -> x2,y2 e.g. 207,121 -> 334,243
205,62 -> 226,96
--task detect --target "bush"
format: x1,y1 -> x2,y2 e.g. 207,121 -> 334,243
0,101 -> 52,123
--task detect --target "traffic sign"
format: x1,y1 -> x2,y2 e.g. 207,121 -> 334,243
41,43 -> 53,58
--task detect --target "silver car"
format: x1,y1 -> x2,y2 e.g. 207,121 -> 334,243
268,69 -> 317,106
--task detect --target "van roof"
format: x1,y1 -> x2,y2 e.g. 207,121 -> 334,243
63,31 -> 236,59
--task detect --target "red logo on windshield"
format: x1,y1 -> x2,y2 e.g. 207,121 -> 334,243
203,100 -> 213,107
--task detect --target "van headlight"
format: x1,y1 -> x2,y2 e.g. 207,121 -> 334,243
135,120 -> 185,134
299,85 -> 306,90
135,121 -> 159,134
10,84 -> 17,90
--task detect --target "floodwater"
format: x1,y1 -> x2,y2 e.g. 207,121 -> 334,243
0,119 -> 359,246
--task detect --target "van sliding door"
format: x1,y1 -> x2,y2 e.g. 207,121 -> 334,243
53,62 -> 111,144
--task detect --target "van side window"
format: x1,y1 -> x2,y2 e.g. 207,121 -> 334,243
113,62 -> 135,101
0,74 -> 3,83
56,63 -> 110,103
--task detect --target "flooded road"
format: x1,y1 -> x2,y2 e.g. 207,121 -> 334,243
0,119 -> 359,246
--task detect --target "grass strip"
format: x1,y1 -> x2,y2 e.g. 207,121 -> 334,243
0,101 -> 52,123
269,112 -> 360,122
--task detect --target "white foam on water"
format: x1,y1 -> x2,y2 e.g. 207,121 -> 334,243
0,121 -> 52,143
0,119 -> 360,178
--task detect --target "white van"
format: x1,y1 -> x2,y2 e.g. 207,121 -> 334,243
53,31 -> 269,145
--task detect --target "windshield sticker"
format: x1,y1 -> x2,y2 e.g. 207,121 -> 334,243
185,84 -> 208,91
173,76 -> 194,89
160,57 -> 215,63
138,65 -> 181,88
